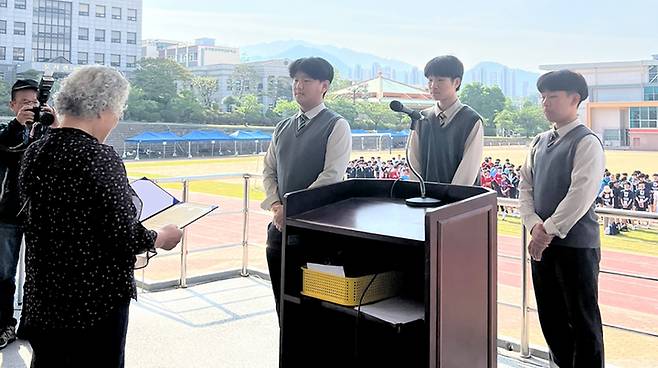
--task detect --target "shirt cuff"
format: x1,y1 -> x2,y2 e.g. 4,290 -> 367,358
261,194 -> 281,211
522,214 -> 543,235
543,217 -> 566,239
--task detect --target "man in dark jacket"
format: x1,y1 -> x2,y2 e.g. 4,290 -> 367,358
0,79 -> 56,349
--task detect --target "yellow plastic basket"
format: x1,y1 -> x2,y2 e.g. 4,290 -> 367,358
301,267 -> 401,306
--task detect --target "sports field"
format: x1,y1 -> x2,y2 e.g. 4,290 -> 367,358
125,146 -> 658,256
125,146 -> 658,200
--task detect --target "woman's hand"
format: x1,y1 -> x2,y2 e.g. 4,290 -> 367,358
155,224 -> 183,251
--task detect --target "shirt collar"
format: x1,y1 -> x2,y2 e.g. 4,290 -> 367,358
297,102 -> 326,120
554,117 -> 582,138
433,99 -> 463,125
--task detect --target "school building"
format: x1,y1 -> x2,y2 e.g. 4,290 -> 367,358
541,54 -> 658,150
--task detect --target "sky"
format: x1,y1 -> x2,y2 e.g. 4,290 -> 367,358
142,0 -> 657,71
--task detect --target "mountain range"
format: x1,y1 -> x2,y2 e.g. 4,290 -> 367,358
241,40 -> 540,98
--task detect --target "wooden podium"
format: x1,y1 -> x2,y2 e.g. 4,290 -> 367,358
278,179 -> 497,367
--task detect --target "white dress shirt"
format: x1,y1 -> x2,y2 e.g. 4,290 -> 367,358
408,99 -> 484,185
261,102 -> 352,210
519,118 -> 606,238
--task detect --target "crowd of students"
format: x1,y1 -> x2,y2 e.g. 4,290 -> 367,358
346,156 -> 411,180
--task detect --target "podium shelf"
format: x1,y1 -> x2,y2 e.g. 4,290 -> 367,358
287,197 -> 430,245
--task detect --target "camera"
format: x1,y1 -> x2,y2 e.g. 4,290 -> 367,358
30,75 -> 56,126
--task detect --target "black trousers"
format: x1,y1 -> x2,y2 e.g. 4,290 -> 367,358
266,222 -> 283,319
28,302 -> 130,368
531,246 -> 604,368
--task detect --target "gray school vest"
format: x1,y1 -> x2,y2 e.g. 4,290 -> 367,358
531,124 -> 602,248
416,105 -> 481,185
274,108 -> 342,199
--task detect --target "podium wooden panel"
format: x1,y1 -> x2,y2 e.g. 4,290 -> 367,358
278,179 -> 497,367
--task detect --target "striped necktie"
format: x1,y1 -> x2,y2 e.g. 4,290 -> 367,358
548,129 -> 559,146
297,113 -> 309,131
438,111 -> 448,126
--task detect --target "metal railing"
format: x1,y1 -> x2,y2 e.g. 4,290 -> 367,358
14,174 -> 658,362
140,172 -> 265,287
497,197 -> 658,358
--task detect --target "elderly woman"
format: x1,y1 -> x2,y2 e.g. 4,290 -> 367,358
18,66 -> 182,367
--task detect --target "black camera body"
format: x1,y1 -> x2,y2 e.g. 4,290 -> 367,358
30,75 -> 56,126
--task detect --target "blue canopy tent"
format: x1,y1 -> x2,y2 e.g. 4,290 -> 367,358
180,130 -> 234,157
229,130 -> 263,155
124,132 -> 183,160
247,130 -> 272,140
246,130 -> 272,154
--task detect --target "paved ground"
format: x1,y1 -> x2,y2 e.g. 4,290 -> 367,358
2,277 -> 550,368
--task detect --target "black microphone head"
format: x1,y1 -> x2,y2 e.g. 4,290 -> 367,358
389,100 -> 404,112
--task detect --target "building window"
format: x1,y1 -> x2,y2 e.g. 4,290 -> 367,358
95,53 -> 105,65
111,54 -> 121,67
0,47 -> 5,60
15,0 -> 26,9
14,21 -> 26,35
645,86 -> 658,101
78,27 -> 89,40
13,48 -> 25,61
127,32 -> 137,45
78,51 -> 88,65
95,29 -> 105,42
0,20 -> 5,34
32,0 -> 72,63
79,2 -> 89,16
649,66 -> 658,84
630,107 -> 658,128
126,55 -> 136,68
0,0 -> 6,7
127,8 -> 137,21
96,5 -> 105,18
111,30 -> 121,43
112,7 -> 121,19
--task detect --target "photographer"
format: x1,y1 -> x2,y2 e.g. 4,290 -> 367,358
0,79 -> 57,350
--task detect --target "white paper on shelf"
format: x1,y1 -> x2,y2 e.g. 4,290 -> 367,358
306,263 -> 345,277
356,297 -> 425,325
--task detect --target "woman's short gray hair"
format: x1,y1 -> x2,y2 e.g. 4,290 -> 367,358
54,66 -> 130,119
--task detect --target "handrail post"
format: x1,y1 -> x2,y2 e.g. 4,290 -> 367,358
240,174 -> 250,277
521,224 -> 531,358
179,180 -> 189,288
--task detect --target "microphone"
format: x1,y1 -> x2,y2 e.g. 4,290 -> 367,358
389,101 -> 441,208
389,100 -> 422,121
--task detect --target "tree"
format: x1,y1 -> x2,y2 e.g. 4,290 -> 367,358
0,80 -> 11,116
191,76 -> 218,107
493,109 -> 517,137
132,58 -> 191,104
221,95 -> 239,112
354,100 -> 402,130
124,86 -> 162,122
230,64 -> 259,98
329,70 -> 353,92
516,101 -> 550,138
459,82 -> 506,136
266,76 -> 293,103
17,69 -> 42,82
235,94 -> 265,125
272,99 -> 299,119
161,90 -> 206,123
